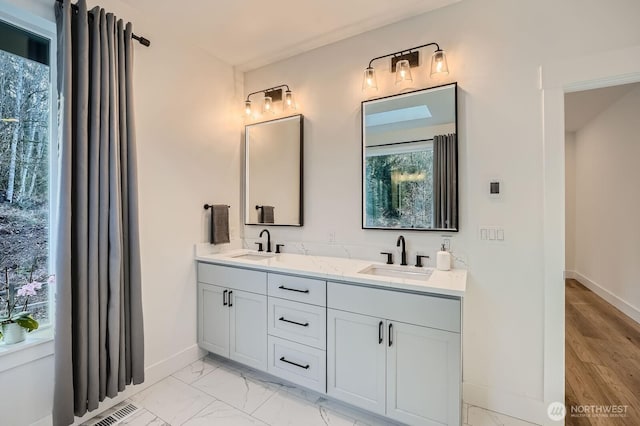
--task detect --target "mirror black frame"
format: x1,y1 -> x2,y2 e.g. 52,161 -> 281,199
361,82 -> 459,232
244,114 -> 304,227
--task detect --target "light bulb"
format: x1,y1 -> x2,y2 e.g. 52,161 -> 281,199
263,96 -> 273,114
284,90 -> 296,110
362,67 -> 378,91
395,59 -> 413,84
244,100 -> 252,116
430,49 -> 449,77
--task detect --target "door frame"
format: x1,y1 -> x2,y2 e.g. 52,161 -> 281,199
540,44 -> 640,423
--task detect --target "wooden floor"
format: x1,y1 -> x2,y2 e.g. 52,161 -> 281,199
565,279 -> 640,426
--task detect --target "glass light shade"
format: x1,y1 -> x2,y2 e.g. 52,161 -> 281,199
244,100 -> 252,116
284,90 -> 296,110
362,67 -> 378,91
395,59 -> 413,84
263,96 -> 273,114
430,49 -> 449,77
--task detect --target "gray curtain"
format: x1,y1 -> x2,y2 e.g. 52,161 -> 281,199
54,1 -> 144,425
433,133 -> 458,229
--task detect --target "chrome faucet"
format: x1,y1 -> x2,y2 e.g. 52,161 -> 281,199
396,235 -> 407,266
260,229 -> 272,253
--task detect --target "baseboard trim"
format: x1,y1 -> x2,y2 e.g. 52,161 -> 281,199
571,271 -> 640,325
463,382 -> 545,425
564,270 -> 577,279
65,344 -> 205,426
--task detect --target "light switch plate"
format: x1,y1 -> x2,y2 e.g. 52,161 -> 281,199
480,226 -> 505,241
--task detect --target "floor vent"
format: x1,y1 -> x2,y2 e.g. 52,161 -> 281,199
90,403 -> 139,426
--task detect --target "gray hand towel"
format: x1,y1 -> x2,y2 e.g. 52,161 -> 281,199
261,206 -> 275,224
211,204 -> 230,244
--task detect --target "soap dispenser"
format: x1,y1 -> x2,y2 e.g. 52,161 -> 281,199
436,244 -> 451,271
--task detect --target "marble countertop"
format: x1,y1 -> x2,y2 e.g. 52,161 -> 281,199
196,248 -> 466,298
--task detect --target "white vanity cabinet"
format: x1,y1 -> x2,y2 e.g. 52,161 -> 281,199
197,263 -> 268,371
327,282 -> 462,426
197,258 -> 464,426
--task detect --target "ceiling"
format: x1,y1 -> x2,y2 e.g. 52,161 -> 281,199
120,0 -> 460,70
565,83 -> 640,132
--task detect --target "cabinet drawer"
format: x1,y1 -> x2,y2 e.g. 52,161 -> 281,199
327,282 -> 461,333
268,298 -> 326,349
198,263 -> 267,295
267,335 -> 326,393
268,273 -> 326,306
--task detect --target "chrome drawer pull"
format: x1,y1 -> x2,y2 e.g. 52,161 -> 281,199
279,317 -> 309,327
279,356 -> 310,369
278,285 -> 309,294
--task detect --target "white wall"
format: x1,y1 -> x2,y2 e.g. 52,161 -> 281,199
243,0 -> 640,422
0,0 -> 240,424
568,86 -> 640,322
565,131 -> 576,272
0,354 -> 54,425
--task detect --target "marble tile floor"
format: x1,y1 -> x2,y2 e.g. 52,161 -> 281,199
84,355 -> 538,426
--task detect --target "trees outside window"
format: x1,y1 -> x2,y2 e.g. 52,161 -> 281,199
0,40 -> 51,325
365,148 -> 433,229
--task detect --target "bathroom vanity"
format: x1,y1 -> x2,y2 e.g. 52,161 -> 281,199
196,249 -> 466,426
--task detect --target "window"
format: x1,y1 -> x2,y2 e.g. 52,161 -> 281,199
0,19 -> 52,327
365,140 -> 434,228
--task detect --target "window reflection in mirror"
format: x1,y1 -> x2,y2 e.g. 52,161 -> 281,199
362,83 -> 458,231
245,115 -> 303,226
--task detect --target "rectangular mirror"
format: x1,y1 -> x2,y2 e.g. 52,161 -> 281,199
362,83 -> 458,231
245,114 -> 303,226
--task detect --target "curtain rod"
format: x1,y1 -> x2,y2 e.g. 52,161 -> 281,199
55,0 -> 151,47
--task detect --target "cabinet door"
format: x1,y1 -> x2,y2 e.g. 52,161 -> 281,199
387,322 -> 461,426
327,309 -> 386,414
198,283 -> 229,357
229,289 -> 268,371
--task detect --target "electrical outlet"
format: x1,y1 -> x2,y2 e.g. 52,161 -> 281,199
442,238 -> 451,251
327,232 -> 336,243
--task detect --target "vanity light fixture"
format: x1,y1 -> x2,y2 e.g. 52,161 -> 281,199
362,42 -> 448,92
244,84 -> 296,117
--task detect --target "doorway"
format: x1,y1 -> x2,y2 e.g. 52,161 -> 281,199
563,82 -> 640,424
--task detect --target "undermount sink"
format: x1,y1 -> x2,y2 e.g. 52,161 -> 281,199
229,252 -> 275,261
359,265 -> 433,281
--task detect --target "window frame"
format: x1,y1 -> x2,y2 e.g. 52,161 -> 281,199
0,0 -> 58,358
